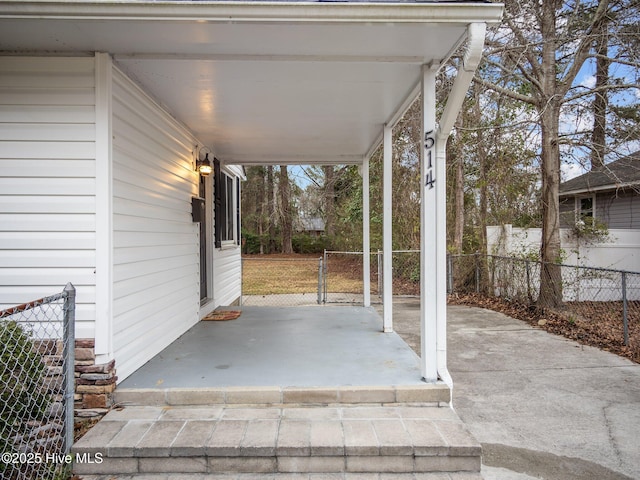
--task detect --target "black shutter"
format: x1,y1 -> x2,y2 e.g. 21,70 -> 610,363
214,157 -> 222,248
236,177 -> 241,245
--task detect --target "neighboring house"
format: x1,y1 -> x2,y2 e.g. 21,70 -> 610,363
559,152 -> 640,229
0,0 -> 502,385
488,153 -> 640,275
298,216 -> 326,237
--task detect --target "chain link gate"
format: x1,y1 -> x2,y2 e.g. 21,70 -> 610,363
321,250 -> 421,304
321,251 -> 369,304
0,283 -> 75,480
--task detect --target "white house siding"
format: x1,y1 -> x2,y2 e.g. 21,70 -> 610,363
213,246 -> 242,306
211,165 -> 244,307
111,66 -> 201,381
598,191 -> 639,229
0,56 -> 97,339
560,191 -> 640,229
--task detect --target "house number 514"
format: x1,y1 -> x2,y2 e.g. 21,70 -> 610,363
424,130 -> 435,189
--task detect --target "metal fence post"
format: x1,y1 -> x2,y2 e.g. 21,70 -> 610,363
240,257 -> 244,306
475,253 -> 480,293
377,250 -> 383,297
63,282 -> 76,454
317,257 -> 323,305
622,271 -> 629,346
323,249 -> 328,304
525,260 -> 532,303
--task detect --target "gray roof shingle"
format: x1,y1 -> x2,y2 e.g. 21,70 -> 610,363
559,152 -> 640,195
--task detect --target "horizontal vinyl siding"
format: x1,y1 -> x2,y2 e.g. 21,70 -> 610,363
559,197 -> 575,228
0,57 -> 96,337
111,66 -> 200,381
598,191 -> 639,229
213,247 -> 242,306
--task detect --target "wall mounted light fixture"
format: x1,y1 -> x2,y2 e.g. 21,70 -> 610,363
195,146 -> 213,176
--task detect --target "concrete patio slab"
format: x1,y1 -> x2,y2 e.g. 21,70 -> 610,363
387,298 -> 640,480
117,306 -> 428,390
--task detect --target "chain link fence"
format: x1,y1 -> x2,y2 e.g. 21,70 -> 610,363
241,251 -> 422,307
381,250 -> 421,298
242,256 -> 323,306
0,283 -> 75,480
449,254 -> 639,349
321,250 -> 421,303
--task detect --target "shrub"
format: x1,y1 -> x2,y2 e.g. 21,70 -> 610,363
0,321 -> 49,454
292,234 -> 332,254
241,229 -> 262,254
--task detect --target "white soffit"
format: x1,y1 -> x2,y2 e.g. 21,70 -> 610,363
0,1 -> 503,165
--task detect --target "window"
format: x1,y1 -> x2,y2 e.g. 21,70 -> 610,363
214,159 -> 239,247
224,174 -> 234,241
578,196 -> 595,224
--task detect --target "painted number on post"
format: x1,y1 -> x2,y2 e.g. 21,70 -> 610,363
424,130 -> 435,189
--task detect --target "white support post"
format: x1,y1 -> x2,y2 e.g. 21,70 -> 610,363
430,23 -> 487,390
420,66 -> 438,382
362,158 -> 371,307
383,124 -> 393,333
94,52 -> 114,362
435,138 -> 450,387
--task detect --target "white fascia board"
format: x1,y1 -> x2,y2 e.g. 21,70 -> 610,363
228,165 -> 248,181
560,182 -> 640,197
228,154 -> 365,166
0,1 -> 505,25
222,163 -> 246,179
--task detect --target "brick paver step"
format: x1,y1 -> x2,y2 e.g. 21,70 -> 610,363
72,405 -> 481,476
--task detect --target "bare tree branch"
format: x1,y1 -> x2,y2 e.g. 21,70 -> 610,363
474,74 -> 537,106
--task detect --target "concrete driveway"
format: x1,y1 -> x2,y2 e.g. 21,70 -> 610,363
390,299 -> 640,480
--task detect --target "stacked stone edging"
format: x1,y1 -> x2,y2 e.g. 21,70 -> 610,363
74,339 -> 117,424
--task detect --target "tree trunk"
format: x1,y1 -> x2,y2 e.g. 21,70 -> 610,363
538,0 -> 563,308
323,165 -> 335,237
256,167 -> 266,254
474,88 -> 489,259
278,165 -> 293,254
452,115 -> 465,255
267,166 -> 277,253
473,86 -> 490,293
539,104 -> 563,308
591,19 -> 609,171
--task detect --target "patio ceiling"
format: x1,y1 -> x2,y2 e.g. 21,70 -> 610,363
0,1 -> 503,165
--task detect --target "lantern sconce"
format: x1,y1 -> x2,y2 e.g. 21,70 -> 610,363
195,145 -> 213,176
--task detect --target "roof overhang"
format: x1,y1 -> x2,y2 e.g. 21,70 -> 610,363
560,182 -> 640,197
0,1 -> 503,166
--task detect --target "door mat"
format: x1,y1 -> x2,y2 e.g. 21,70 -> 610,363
202,310 -> 242,321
